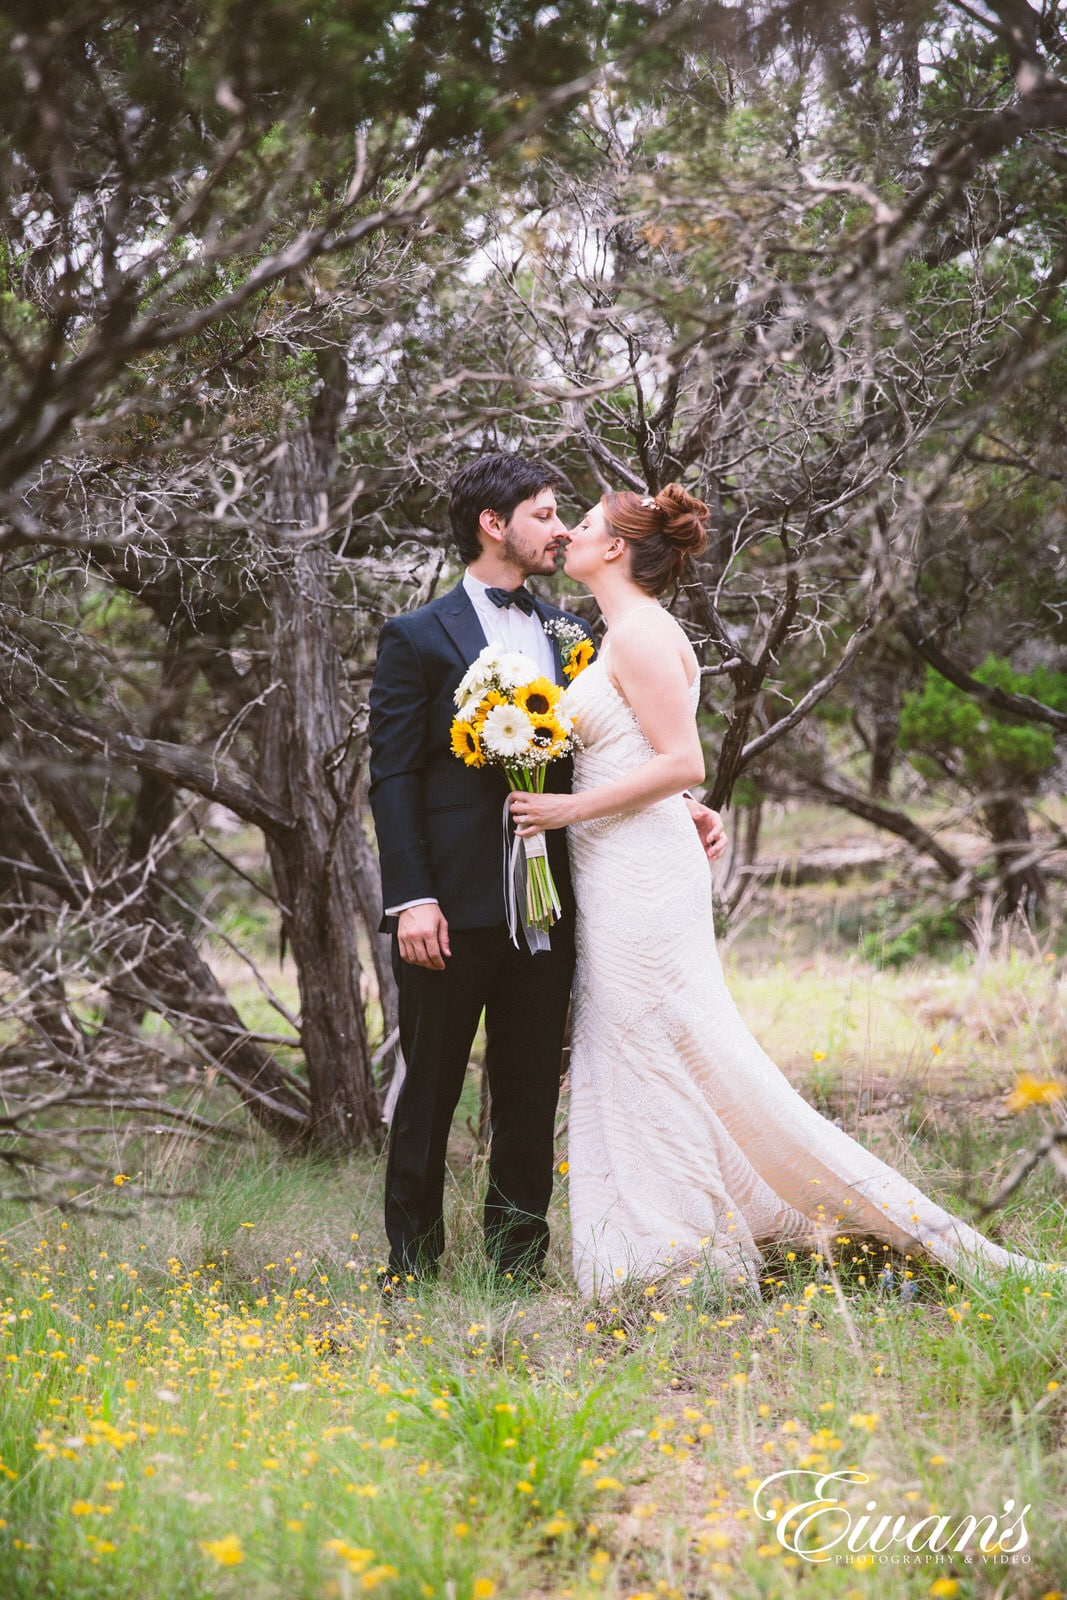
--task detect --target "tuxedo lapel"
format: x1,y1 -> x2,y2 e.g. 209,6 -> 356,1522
437,582 -> 489,668
532,598 -> 567,687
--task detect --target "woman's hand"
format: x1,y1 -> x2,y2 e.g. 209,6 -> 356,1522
685,797 -> 728,862
509,790 -> 578,836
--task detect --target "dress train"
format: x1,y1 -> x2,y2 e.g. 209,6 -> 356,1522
564,658 -> 1046,1298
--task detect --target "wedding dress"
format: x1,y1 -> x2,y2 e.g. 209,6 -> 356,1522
565,656 -> 1041,1299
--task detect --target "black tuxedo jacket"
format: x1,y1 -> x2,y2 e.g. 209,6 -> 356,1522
368,581 -> 595,932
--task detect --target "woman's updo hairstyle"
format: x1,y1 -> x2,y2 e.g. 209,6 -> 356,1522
601,482 -> 709,596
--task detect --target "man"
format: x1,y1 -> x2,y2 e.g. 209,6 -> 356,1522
368,452 -> 725,1288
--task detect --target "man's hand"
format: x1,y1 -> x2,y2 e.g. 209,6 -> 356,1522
397,903 -> 451,970
685,797 -> 728,863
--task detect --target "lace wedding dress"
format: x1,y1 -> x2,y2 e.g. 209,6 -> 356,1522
565,656 -> 1040,1298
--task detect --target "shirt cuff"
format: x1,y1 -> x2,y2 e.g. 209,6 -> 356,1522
385,897 -> 439,916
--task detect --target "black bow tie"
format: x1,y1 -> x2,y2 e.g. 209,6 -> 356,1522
485,585 -> 536,615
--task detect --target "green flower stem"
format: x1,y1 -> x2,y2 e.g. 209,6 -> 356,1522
507,764 -> 560,933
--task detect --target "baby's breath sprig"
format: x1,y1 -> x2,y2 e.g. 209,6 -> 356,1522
543,617 -> 594,681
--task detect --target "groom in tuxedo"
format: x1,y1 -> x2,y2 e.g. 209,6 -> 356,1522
368,452 -> 724,1288
369,453 -> 586,1286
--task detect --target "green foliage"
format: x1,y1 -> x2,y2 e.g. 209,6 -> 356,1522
0,0 -> 678,469
899,658 -> 1067,790
858,896 -> 965,969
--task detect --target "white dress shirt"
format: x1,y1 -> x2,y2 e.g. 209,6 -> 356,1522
384,570 -> 556,917
460,570 -> 557,681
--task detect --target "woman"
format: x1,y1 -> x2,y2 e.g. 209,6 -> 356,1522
509,484 -> 1045,1298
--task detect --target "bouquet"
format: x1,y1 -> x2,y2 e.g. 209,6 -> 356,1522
450,643 -> 580,950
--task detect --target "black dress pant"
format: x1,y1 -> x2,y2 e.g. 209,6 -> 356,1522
384,918 -> 574,1280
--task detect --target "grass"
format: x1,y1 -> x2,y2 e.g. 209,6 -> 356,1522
2,946 -> 1066,1599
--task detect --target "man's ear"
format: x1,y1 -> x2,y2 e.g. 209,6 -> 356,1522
478,508 -> 504,545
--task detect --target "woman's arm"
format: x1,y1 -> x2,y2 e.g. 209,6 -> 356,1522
511,617 -> 704,834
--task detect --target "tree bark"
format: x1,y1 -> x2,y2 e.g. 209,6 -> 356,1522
867,710 -> 898,801
349,788 -> 401,1084
259,422 -> 380,1151
982,792 -> 1046,917
741,794 -> 764,870
724,791 -> 765,915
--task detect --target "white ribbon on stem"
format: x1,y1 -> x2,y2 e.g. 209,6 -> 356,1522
502,795 -> 553,953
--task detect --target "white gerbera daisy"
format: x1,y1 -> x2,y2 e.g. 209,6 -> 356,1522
552,688 -> 575,734
454,643 -> 504,710
493,651 -> 541,690
454,679 -> 486,714
481,703 -> 536,759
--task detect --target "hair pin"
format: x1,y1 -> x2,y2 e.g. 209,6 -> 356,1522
640,495 -> 657,508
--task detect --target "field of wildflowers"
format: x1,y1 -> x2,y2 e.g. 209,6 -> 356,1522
1,943 -> 1065,1600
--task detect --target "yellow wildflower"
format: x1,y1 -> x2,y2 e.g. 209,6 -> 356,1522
362,1566 -> 398,1589
200,1534 -> 244,1566
848,1412 -> 880,1432
1005,1073 -> 1065,1112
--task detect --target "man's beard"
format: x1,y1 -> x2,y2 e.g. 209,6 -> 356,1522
502,528 -> 557,576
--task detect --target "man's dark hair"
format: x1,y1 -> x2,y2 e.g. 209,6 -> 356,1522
448,452 -> 561,564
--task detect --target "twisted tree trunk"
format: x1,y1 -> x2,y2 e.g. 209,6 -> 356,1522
258,391 -> 380,1150
349,790 -> 401,1086
982,792 -> 1046,918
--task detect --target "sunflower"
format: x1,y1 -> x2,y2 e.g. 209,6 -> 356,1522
528,713 -> 570,760
562,638 -> 594,679
472,689 -> 507,728
513,677 -> 561,718
450,719 -> 486,768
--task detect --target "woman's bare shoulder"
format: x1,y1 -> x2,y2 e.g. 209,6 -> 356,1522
611,605 -> 688,643
610,606 -> 695,668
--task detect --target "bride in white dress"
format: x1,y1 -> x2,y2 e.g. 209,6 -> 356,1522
509,483 -> 1047,1299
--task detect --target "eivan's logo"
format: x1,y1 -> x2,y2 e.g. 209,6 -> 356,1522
752,1470 -> 1030,1564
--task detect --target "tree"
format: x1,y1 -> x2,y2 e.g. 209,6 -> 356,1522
0,0 -> 688,1190
381,0 -> 1067,806
897,659 -> 1067,912
4,0 -> 1067,1198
